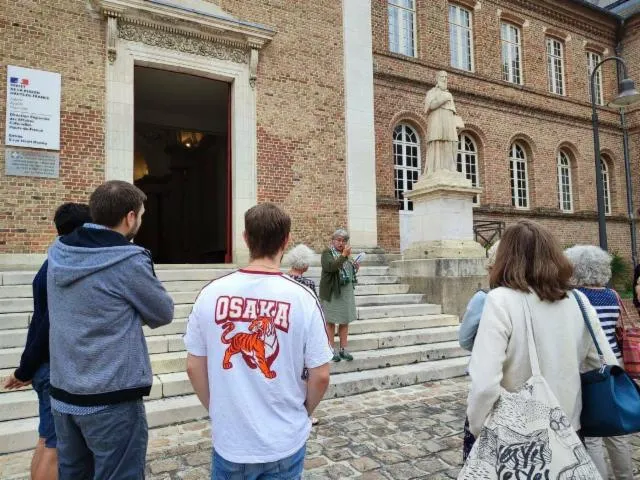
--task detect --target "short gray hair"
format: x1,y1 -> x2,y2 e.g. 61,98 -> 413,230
564,245 -> 612,287
284,244 -> 315,270
332,228 -> 350,242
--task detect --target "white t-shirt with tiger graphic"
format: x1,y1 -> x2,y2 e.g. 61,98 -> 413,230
183,269 -> 334,463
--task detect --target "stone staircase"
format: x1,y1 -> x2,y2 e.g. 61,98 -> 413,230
0,261 -> 469,454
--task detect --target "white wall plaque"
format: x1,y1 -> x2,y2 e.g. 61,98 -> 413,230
5,148 -> 60,179
5,66 -> 61,150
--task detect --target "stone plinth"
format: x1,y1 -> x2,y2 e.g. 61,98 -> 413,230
391,257 -> 488,318
403,170 -> 484,260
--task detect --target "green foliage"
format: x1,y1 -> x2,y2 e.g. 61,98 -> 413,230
610,251 -> 632,293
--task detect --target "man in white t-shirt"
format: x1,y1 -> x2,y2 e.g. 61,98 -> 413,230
185,203 -> 333,479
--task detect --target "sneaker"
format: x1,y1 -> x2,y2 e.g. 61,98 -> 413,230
339,349 -> 353,361
332,351 -> 341,362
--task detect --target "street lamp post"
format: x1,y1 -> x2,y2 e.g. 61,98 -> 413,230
590,56 -> 640,253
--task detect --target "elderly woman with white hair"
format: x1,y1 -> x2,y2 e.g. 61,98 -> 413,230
320,229 -> 359,362
285,244 -> 318,296
565,245 -> 633,480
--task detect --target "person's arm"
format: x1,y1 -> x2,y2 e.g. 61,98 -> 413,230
187,354 -> 209,410
466,292 -> 512,437
304,302 -> 334,414
320,250 -> 348,273
458,291 -> 487,352
184,295 -> 210,409
305,363 -> 330,416
122,253 -> 174,328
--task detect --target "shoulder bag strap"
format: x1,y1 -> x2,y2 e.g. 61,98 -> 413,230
571,290 -> 606,369
523,296 -> 542,377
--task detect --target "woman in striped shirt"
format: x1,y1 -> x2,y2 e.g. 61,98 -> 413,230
565,245 -> 633,480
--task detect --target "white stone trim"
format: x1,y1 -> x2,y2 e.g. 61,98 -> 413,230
105,39 -> 256,263
343,0 -> 378,248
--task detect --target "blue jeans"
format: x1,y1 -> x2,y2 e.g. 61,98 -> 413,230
212,446 -> 306,480
53,400 -> 148,480
32,363 -> 56,448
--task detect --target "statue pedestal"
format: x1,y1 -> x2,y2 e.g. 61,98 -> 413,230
403,170 -> 485,260
394,170 -> 487,317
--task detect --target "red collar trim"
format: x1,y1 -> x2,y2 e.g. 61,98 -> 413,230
238,268 -> 283,276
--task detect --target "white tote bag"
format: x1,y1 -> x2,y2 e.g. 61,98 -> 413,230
458,298 -> 602,479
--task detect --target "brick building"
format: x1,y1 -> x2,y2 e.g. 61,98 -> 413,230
0,0 -> 639,264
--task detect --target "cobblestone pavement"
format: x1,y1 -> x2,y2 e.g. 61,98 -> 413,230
1,377 -> 639,479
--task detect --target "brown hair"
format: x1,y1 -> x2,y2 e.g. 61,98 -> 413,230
89,181 -> 147,228
244,203 -> 291,259
489,219 -> 573,302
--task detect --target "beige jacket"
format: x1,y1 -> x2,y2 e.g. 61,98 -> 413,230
467,287 -> 618,437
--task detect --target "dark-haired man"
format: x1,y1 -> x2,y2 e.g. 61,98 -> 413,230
47,180 -> 174,479
185,203 -> 332,479
4,203 -> 92,480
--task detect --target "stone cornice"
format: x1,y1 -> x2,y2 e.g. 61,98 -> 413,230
485,0 -> 617,42
474,206 -> 629,223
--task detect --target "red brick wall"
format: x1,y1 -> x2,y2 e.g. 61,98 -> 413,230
214,1 -> 347,250
374,0 -> 638,258
0,1 -> 105,253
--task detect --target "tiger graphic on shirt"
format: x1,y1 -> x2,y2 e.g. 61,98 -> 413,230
221,316 -> 280,379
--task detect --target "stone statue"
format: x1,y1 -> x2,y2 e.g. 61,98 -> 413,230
424,71 -> 465,176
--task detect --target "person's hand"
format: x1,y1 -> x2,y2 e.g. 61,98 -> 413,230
3,373 -> 31,390
354,262 -> 360,272
342,245 -> 352,257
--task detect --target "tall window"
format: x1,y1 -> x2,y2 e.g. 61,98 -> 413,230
388,0 -> 416,57
546,38 -> 565,95
557,150 -> 573,212
456,134 -> 479,204
449,4 -> 473,71
509,143 -> 529,209
394,124 -> 421,211
587,51 -> 604,105
601,159 -> 611,215
501,23 -> 522,84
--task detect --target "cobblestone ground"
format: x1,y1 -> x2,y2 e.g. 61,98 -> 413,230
1,378 -> 639,479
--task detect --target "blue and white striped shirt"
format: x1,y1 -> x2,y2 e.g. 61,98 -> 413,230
578,287 -> 622,360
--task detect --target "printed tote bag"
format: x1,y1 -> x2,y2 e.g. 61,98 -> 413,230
615,292 -> 640,379
458,297 -> 602,479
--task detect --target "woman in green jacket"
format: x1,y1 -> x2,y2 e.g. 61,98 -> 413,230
320,229 -> 359,362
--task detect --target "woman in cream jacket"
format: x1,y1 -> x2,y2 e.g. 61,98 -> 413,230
466,220 -> 617,439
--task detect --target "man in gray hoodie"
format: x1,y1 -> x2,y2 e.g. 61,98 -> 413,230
47,180 -> 174,479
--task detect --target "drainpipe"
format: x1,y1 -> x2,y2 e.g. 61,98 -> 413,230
615,19 -> 638,268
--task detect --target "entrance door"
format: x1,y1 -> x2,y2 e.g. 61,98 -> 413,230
133,67 -> 231,263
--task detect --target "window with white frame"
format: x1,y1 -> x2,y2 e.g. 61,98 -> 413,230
557,150 -> 573,212
501,23 -> 522,84
456,134 -> 479,204
601,159 -> 611,215
449,4 -> 474,71
393,124 -> 421,211
587,51 -> 604,105
546,38 -> 565,95
509,143 -> 529,209
388,0 -> 416,57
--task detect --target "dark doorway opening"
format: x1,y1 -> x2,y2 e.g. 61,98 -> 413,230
133,66 -> 231,263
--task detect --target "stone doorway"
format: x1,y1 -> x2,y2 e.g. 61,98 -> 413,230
133,67 -> 231,263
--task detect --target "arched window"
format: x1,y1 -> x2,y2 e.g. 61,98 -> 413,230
457,134 -> 479,204
509,143 -> 529,209
601,159 -> 611,215
557,150 -> 573,212
393,124 -> 421,211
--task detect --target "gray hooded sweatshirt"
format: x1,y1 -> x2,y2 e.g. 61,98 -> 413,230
47,224 -> 174,406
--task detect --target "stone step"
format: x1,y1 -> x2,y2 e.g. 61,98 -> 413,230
0,355 -> 467,454
141,314 -> 459,339
0,285 -> 32,298
0,313 -> 30,330
146,326 -> 460,375
325,356 -> 468,398
355,293 -> 424,307
0,298 -> 32,314
357,303 -> 441,319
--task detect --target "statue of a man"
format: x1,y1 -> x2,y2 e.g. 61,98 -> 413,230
424,71 -> 464,176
